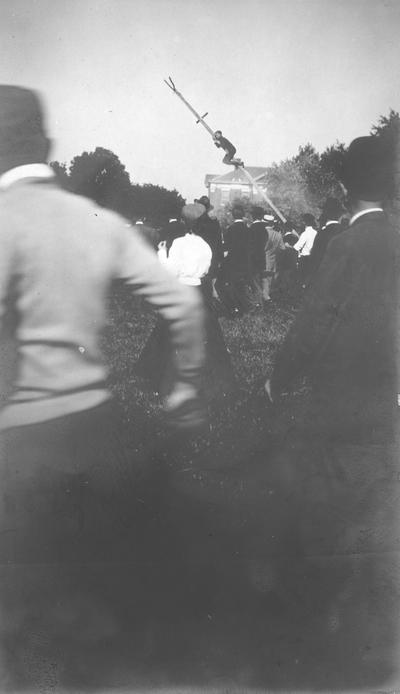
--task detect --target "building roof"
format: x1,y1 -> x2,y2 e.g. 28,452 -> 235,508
205,167 -> 268,186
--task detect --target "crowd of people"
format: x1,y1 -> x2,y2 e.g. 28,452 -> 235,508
137,195 -> 349,318
0,83 -> 398,690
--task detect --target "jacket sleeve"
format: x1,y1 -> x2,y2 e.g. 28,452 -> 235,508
271,235 -> 354,394
115,225 -> 205,389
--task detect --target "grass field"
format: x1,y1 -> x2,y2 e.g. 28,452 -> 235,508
104,288 -> 295,472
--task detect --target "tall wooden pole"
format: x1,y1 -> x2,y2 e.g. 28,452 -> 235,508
164,77 -> 286,223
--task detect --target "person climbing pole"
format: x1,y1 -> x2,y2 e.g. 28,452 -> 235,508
164,76 -> 285,220
213,130 -> 244,167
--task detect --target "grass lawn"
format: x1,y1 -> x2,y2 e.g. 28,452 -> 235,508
104,287 -> 295,473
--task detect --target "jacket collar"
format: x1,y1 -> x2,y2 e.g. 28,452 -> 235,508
349,208 -> 384,226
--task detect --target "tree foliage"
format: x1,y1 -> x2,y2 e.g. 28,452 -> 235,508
130,184 -> 185,226
371,109 -> 400,227
370,108 -> 400,140
264,142 -> 345,225
51,147 -> 185,225
68,147 -> 132,215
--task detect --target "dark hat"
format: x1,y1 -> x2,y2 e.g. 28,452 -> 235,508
321,197 -> 343,220
181,202 -> 206,223
340,136 -> 392,201
194,195 -> 213,210
0,85 -> 48,171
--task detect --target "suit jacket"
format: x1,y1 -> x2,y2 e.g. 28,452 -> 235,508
264,227 -> 285,273
250,221 -> 268,274
309,220 -> 343,276
271,211 -> 399,442
194,214 -> 224,277
223,221 -> 250,279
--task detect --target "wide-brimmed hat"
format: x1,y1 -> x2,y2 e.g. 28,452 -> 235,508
181,202 -> 206,223
194,195 -> 213,211
340,136 -> 392,201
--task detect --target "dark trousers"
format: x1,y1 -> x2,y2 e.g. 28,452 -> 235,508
0,402 -> 156,689
215,275 -> 251,315
298,255 -> 311,287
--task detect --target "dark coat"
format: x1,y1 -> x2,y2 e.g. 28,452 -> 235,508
249,221 -> 268,274
271,211 -> 399,442
223,221 -> 250,279
194,214 -> 224,278
309,220 -> 343,276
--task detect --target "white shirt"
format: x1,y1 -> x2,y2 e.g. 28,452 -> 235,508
322,220 -> 341,231
294,226 -> 317,257
158,233 -> 212,286
0,163 -> 54,189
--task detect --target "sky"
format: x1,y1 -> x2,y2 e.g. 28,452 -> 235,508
1,0 -> 399,202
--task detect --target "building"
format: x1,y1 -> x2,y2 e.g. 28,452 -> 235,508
205,167 -> 269,212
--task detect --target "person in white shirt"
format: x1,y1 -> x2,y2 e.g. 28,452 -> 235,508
158,208 -> 212,286
137,203 -> 236,400
294,213 -> 318,286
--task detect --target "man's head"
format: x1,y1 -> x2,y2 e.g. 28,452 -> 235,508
0,85 -> 50,175
340,135 -> 392,206
182,203 -> 206,229
232,205 -> 245,220
301,213 -> 316,229
251,205 -> 264,221
194,195 -> 213,211
284,232 -> 298,247
320,197 -> 344,224
214,130 -> 222,139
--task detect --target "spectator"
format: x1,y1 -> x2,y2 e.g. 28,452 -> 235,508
273,231 -> 299,306
133,217 -> 160,250
266,135 -> 398,443
249,206 -> 269,310
262,214 -> 286,304
0,85 -> 206,688
309,198 -> 344,276
294,213 -> 318,286
161,208 -> 186,251
217,204 -> 251,316
137,203 -> 236,401
194,194 -> 224,299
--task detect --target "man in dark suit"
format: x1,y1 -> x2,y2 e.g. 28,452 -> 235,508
249,206 -> 268,309
194,195 -> 224,298
218,204 -> 250,315
266,135 -> 398,443
308,197 -> 344,277
263,139 -> 399,676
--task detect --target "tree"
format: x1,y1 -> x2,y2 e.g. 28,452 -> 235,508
320,141 -> 347,180
68,147 -> 132,217
49,160 -> 70,188
370,109 -> 400,140
129,183 -> 185,227
371,110 -> 400,229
